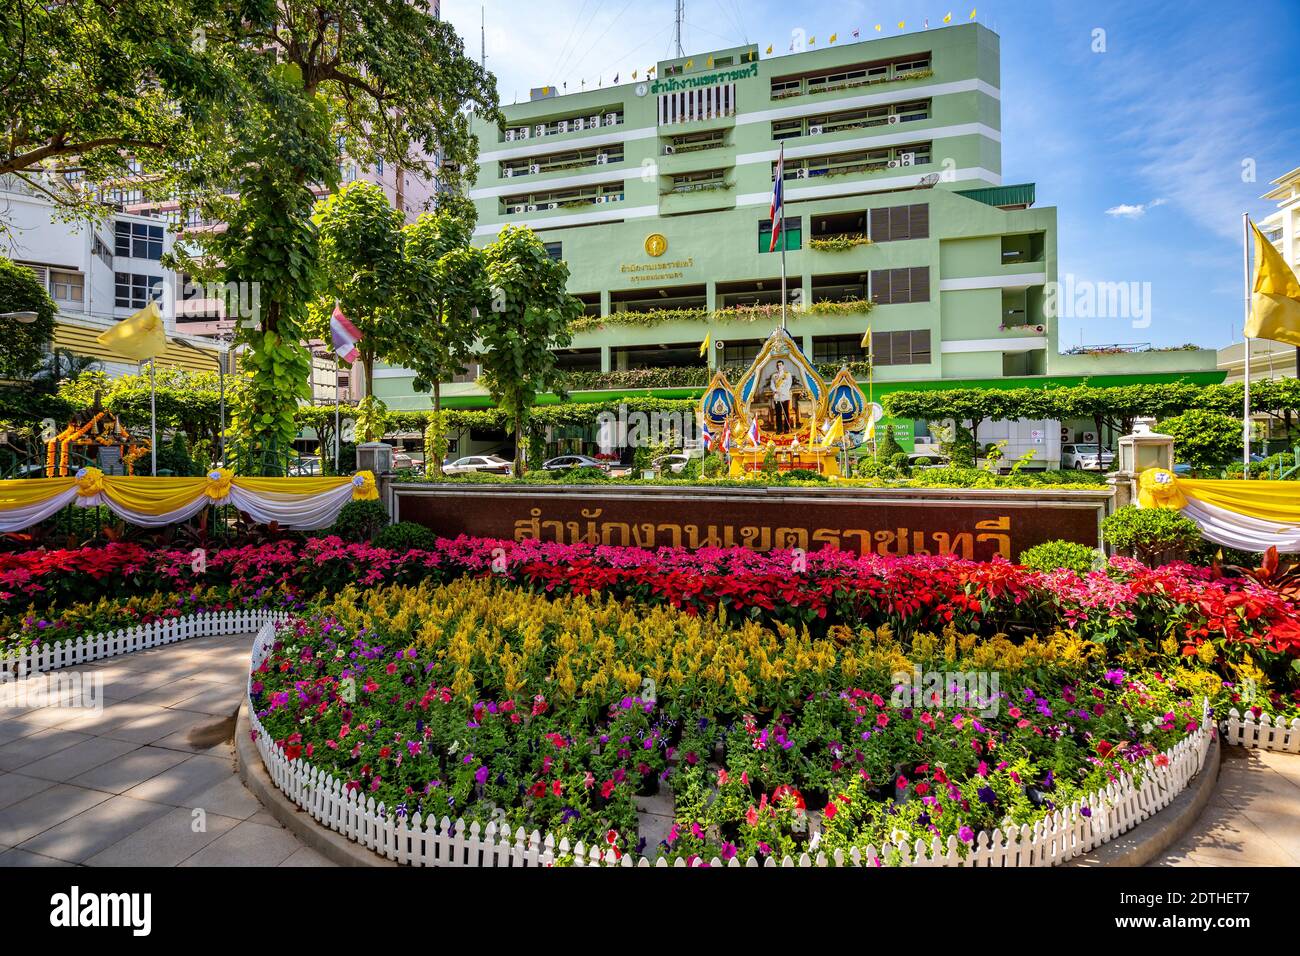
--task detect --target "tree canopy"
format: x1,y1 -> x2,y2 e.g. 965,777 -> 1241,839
0,257 -> 56,378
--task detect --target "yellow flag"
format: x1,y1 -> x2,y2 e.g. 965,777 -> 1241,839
632,70 -> 638,79
96,300 -> 166,362
699,332 -> 711,357
970,8 -> 977,19
809,36 -> 815,45
874,24 -> 882,31
766,44 -> 773,53
830,33 -> 837,43
898,20 -> 906,29
685,59 -> 693,69
944,12 -> 953,23
824,417 -> 844,444
707,55 -> 713,67
1246,221 -> 1300,346
860,325 -> 873,362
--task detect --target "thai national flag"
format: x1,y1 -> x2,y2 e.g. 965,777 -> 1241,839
747,417 -> 761,446
769,143 -> 784,252
721,425 -> 732,453
330,304 -> 362,364
701,421 -> 714,449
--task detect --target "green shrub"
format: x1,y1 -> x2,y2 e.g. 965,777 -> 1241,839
1020,540 -> 1100,575
1156,409 -> 1242,475
877,424 -> 904,461
889,451 -> 909,475
560,465 -> 608,483
761,444 -> 779,478
781,468 -> 827,482
1101,505 -> 1202,565
374,520 -> 438,552
330,499 -> 389,542
701,453 -> 724,478
680,456 -> 703,480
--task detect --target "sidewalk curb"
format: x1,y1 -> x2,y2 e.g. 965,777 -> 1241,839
235,702 -> 396,868
1067,735 -> 1222,867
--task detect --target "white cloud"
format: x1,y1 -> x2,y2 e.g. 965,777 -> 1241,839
1105,197 -> 1167,218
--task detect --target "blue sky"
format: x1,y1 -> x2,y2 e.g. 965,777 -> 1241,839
444,0 -> 1300,349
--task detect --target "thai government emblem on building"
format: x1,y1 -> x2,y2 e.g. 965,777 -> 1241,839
644,233 -> 668,257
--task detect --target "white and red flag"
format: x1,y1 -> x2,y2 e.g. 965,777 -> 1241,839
330,304 -> 362,364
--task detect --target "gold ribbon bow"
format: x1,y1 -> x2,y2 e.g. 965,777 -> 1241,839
1137,468 -> 1188,510
204,468 -> 235,501
351,470 -> 378,501
75,466 -> 105,498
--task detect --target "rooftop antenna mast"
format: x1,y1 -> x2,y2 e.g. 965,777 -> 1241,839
480,6 -> 487,69
674,0 -> 684,57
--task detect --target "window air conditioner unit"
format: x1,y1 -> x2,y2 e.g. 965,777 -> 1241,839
899,152 -> 916,166
557,120 -> 569,133
505,129 -> 517,141
518,127 -> 530,139
596,153 -> 608,164
808,124 -> 823,135
546,202 -> 559,210
662,144 -> 676,155
1080,431 -> 1098,444
526,204 -> 538,212
887,114 -> 901,124
604,113 -> 617,126
1060,427 -> 1074,444
886,159 -> 901,169
795,168 -> 809,179
535,124 -> 546,136
595,195 -> 607,204
573,117 -> 585,131
529,163 -> 541,174
503,167 -> 514,178
508,204 -> 526,214
589,115 -> 600,127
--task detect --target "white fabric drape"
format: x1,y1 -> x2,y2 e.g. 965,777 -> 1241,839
0,487 -> 78,533
228,482 -> 358,531
1180,496 -> 1300,552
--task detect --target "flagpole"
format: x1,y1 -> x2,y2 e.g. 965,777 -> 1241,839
1242,212 -> 1252,478
335,353 -> 342,474
780,232 -> 788,331
149,357 -> 157,476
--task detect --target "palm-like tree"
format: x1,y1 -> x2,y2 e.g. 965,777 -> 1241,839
30,349 -> 99,389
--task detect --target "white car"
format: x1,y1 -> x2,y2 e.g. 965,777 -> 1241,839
442,454 -> 514,476
1061,443 -> 1115,471
651,453 -> 692,474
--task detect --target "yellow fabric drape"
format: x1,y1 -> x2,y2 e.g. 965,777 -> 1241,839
101,477 -> 211,515
1136,468 -> 1189,510
1178,477 -> 1300,524
0,478 -> 75,506
231,477 -> 351,495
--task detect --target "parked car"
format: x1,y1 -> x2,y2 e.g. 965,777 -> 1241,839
1060,443 -> 1115,471
540,454 -> 610,473
442,454 -> 514,476
651,453 -> 692,474
288,456 -> 322,476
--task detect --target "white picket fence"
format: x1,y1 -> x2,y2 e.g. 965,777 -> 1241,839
1221,708 -> 1300,753
247,618 -> 1216,868
3,609 -> 290,677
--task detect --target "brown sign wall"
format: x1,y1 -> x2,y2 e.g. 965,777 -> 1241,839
391,485 -> 1109,559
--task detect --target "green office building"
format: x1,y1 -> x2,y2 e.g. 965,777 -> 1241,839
371,23 -> 1221,462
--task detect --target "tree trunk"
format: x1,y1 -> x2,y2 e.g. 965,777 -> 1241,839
433,379 -> 441,414
513,407 -> 524,476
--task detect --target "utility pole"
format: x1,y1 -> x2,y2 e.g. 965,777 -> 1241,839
674,0 -> 684,57
481,7 -> 487,70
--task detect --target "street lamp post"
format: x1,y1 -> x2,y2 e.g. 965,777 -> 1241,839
0,311 -> 39,323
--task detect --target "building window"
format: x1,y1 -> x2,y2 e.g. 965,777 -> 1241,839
114,221 -> 164,260
869,203 -> 930,242
758,217 -> 801,253
114,272 -> 163,309
813,335 -> 866,365
544,241 -> 563,262
873,329 -> 932,366
721,340 -> 763,367
49,270 -> 85,304
869,266 -> 930,304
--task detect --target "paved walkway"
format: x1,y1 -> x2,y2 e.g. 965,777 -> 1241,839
1152,744 -> 1300,867
0,633 -> 332,867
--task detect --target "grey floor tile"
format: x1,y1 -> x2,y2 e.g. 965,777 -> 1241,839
178,820 -> 302,867
0,772 -> 56,811
18,794 -> 172,863
185,774 -> 263,820
0,846 -> 77,867
20,736 -> 141,783
86,806 -> 241,867
67,746 -> 193,795
121,753 -> 234,807
278,846 -> 334,867
0,783 -> 112,846
0,728 -> 92,772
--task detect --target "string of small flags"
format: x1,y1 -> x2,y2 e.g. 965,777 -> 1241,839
536,9 -> 976,95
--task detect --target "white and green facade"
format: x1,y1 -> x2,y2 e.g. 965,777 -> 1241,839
371,23 -> 1221,458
